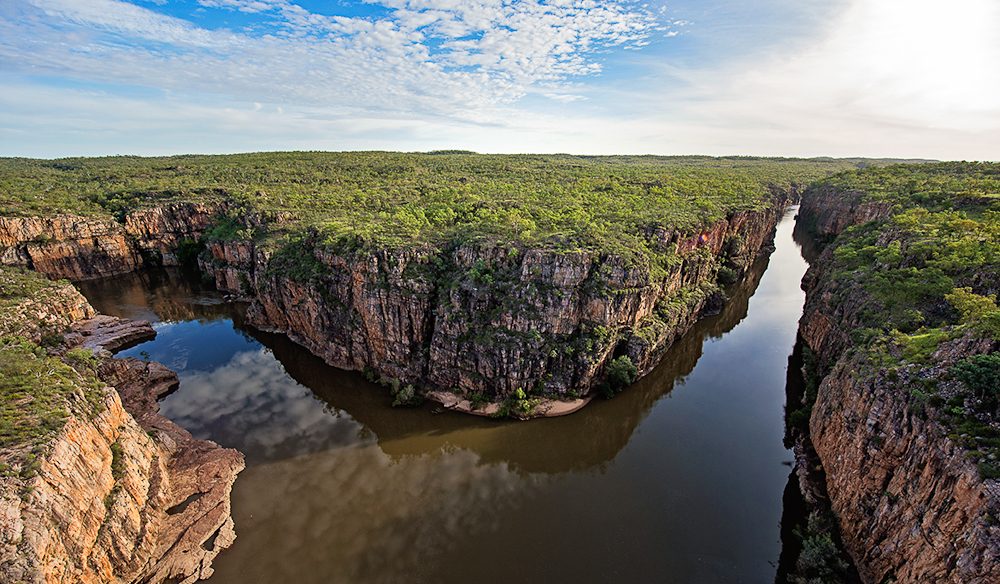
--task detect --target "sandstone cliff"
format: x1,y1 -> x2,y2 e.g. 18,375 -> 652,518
795,186 -> 1000,583
2,190 -> 795,406
201,197 -> 791,405
0,274 -> 243,584
807,337 -> 999,582
0,274 -> 95,342
0,203 -> 221,280
796,184 -> 893,240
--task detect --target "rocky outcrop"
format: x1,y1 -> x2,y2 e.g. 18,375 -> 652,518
0,203 -> 222,280
3,190 -> 795,404
202,199 -> 791,403
123,204 -> 221,266
809,339 -> 999,583
0,282 -> 244,584
795,187 -> 1000,583
0,276 -> 95,342
0,215 -> 139,281
65,315 -> 157,354
797,184 -> 893,239
95,358 -> 245,584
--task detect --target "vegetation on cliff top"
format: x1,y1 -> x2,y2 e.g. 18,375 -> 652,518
0,266 -> 74,343
820,161 -> 1000,209
0,267 -> 106,481
0,153 -> 861,256
0,338 -> 106,481
0,265 -> 68,308
808,162 -> 1000,478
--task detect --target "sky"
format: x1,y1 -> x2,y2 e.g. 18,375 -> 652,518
1,0 -> 998,159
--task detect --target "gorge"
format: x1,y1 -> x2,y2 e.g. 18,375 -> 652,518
1,155 -> 997,583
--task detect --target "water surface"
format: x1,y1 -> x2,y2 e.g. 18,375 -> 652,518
79,208 -> 810,584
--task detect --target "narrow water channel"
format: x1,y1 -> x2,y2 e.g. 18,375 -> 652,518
78,207 -> 810,584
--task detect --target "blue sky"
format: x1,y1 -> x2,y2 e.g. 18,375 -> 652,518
1,0 -> 998,159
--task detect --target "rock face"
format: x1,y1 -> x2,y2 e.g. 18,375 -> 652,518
796,188 -> 1000,583
0,285 -> 244,584
0,203 -> 221,280
1,194 -> 794,401
202,198 -> 792,400
0,278 -> 95,342
797,184 -> 893,239
0,215 -> 139,280
95,358 -> 245,584
808,341 -> 1000,583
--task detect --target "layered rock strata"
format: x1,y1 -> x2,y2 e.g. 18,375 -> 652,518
0,283 -> 244,584
0,203 -> 221,280
202,197 -> 792,402
2,193 -> 793,404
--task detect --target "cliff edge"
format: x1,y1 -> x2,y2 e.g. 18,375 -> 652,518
794,163 -> 1000,583
0,267 -> 244,584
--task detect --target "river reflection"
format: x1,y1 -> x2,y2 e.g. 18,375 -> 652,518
79,207 -> 811,584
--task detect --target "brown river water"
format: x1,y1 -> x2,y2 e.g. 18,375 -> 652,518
79,207 -> 812,584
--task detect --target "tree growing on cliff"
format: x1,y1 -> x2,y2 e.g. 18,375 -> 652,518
599,355 -> 638,399
389,381 -> 423,408
791,511 -> 852,584
952,353 -> 1000,415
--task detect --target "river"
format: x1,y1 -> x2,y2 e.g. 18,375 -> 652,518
78,207 -> 811,584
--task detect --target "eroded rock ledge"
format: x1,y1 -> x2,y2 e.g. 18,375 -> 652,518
0,278 -> 244,584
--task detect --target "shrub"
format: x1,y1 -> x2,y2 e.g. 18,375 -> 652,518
495,388 -> 540,419
468,391 -> 489,410
38,330 -> 64,348
946,288 -> 1000,339
63,348 -> 101,376
952,354 -> 1000,415
174,237 -> 205,268
717,265 -> 739,286
390,382 -> 423,408
600,355 -> 638,398
110,440 -> 125,481
511,388 -> 538,417
791,511 -> 851,584
205,216 -> 245,241
267,238 -> 328,283
947,288 -> 998,322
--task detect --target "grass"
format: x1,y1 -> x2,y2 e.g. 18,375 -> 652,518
0,267 -> 79,343
0,267 -> 107,483
0,266 -> 68,306
0,336 -> 106,480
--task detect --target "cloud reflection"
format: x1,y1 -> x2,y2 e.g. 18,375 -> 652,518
213,445 -> 545,584
162,347 -> 375,463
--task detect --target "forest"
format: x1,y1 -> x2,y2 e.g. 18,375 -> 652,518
0,153 -> 867,263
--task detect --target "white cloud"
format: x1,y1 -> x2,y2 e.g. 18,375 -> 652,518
0,0 -> 997,159
0,0 -> 660,123
21,0 -> 229,47
652,0 -> 1000,157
